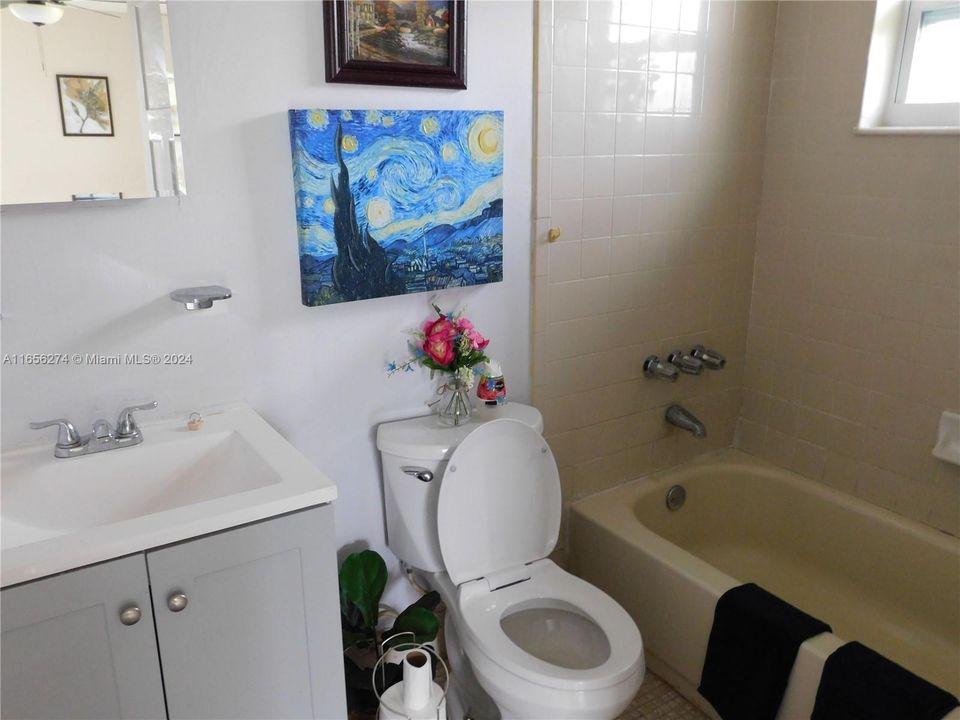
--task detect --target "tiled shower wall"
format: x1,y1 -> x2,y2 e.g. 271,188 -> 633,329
532,0 -> 777,553
739,1 -> 960,536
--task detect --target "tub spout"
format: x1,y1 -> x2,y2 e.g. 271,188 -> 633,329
665,405 -> 707,438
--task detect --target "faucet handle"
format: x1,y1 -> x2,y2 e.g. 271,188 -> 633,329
115,401 -> 158,439
30,419 -> 82,448
691,345 -> 726,370
643,355 -> 679,382
667,350 -> 704,375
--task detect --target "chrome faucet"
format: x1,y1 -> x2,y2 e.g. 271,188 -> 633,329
31,401 -> 158,458
665,405 -> 707,439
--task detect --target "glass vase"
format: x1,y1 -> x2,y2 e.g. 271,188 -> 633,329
434,375 -> 473,427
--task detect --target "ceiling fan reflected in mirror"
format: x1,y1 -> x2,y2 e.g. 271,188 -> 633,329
0,0 -> 126,27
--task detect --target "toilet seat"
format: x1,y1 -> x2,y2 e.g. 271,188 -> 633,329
455,559 -> 643,692
437,419 -> 562,586
434,416 -> 643,714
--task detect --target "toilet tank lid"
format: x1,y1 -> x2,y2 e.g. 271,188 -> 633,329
376,403 -> 544,461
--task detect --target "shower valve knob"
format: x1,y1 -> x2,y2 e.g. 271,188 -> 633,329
691,345 -> 726,370
643,355 -> 679,382
667,350 -> 704,375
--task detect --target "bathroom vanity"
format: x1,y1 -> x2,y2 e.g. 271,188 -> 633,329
1,405 -> 346,719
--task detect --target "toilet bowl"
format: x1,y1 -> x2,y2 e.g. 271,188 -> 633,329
377,405 -> 644,719
435,559 -> 644,719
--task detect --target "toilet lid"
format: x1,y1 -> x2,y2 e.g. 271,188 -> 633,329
438,419 -> 561,586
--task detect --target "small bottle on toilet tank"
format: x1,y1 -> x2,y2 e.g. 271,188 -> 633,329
477,360 -> 507,406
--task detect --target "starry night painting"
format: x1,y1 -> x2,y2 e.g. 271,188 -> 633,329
288,109 -> 504,307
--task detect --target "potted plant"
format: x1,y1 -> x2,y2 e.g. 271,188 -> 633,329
339,549 -> 442,718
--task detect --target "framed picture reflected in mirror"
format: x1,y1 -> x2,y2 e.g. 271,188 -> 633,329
323,0 -> 466,89
57,75 -> 114,136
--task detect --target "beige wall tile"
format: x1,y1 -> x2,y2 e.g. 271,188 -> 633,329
759,428 -> 796,468
580,236 -> 611,278
821,453 -> 862,495
923,285 -> 960,330
535,0 -> 957,544
734,0 -> 959,534
792,439 -> 827,481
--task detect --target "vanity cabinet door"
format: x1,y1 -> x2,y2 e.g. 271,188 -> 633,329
147,504 -> 347,720
1,554 -> 167,720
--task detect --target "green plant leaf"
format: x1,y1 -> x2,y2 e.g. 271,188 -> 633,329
341,627 -> 376,652
385,606 -> 440,647
339,550 -> 387,630
340,601 -> 365,634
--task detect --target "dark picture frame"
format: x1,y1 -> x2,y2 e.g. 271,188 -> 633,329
56,74 -> 114,137
323,0 -> 466,89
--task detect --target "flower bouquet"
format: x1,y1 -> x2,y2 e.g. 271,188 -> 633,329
389,304 -> 491,426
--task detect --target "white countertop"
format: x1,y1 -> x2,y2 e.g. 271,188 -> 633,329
1,404 -> 337,588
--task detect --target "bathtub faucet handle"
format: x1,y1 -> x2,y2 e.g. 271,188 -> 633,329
643,355 -> 679,382
667,350 -> 704,375
691,345 -> 726,370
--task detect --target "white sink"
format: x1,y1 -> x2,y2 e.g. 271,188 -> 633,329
1,404 -> 337,587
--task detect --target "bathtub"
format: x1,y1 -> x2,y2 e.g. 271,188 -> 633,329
570,449 -> 960,720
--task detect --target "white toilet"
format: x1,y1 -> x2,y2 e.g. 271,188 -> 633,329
377,403 -> 644,719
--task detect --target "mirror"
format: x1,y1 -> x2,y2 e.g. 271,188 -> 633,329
0,0 -> 185,205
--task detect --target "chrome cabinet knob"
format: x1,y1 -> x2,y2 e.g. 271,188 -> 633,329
167,591 -> 188,613
119,605 -> 142,626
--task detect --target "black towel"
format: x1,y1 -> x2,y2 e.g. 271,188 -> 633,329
812,641 -> 959,720
698,583 -> 832,720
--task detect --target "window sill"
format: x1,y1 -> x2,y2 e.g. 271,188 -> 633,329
855,125 -> 960,135
853,125 -> 960,135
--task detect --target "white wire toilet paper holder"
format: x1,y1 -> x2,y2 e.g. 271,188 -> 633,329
373,633 -> 449,720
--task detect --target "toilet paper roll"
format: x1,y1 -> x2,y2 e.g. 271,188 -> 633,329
378,682 -> 446,720
402,650 -> 432,711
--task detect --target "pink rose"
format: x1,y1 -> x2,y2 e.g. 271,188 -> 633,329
456,317 -> 489,350
422,317 -> 456,366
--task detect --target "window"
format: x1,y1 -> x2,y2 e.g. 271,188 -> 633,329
860,0 -> 960,131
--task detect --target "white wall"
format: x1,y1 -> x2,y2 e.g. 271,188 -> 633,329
0,1 -> 534,600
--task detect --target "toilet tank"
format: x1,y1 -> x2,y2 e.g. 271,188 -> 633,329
376,403 -> 543,573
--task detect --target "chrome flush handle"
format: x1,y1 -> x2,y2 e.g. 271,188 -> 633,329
402,467 -> 434,483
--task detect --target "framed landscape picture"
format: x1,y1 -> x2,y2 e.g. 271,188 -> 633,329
323,1 -> 466,89
56,75 -> 114,136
